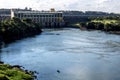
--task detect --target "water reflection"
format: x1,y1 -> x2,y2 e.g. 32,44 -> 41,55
0,28 -> 120,80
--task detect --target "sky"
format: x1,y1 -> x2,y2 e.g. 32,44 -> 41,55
0,0 -> 120,13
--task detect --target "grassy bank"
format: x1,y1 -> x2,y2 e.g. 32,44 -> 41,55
0,17 -> 42,43
78,17 -> 120,34
0,63 -> 34,80
91,19 -> 119,24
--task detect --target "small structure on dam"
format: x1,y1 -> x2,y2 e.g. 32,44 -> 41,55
11,8 -> 65,28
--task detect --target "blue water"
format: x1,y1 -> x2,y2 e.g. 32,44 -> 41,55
0,28 -> 120,80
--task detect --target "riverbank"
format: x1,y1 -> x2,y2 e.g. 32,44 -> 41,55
0,17 -> 42,44
72,16 -> 120,34
0,62 -> 34,80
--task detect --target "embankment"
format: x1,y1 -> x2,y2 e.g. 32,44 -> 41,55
0,17 -> 42,44
69,16 -> 120,34
0,61 -> 34,80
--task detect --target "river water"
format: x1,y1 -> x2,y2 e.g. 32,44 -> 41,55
0,28 -> 120,80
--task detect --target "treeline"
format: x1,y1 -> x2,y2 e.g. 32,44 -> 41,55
0,17 -> 42,43
80,22 -> 120,31
80,16 -> 120,32
89,16 -> 120,20
62,11 -> 120,16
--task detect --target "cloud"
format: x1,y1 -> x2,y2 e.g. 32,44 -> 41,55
95,0 -> 120,13
0,0 -> 33,9
0,0 -> 120,13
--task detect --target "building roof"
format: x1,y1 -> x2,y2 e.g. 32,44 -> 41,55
13,10 -> 63,14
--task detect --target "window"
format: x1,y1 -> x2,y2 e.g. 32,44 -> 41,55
51,15 -> 54,17
46,15 -> 48,17
43,15 -> 45,17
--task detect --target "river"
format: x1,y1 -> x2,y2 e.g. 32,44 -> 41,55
0,28 -> 120,80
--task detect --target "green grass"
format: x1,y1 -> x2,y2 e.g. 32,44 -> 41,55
0,64 -> 34,80
91,19 -> 119,24
73,23 -> 81,27
68,23 -> 81,27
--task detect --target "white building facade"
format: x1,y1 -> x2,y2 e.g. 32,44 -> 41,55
11,9 -> 64,28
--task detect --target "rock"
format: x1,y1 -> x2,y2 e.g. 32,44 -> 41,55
56,34 -> 60,35
11,65 -> 22,68
0,61 -> 4,64
57,70 -> 60,73
0,74 -> 9,80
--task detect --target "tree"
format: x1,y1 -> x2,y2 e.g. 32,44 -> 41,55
87,22 -> 96,29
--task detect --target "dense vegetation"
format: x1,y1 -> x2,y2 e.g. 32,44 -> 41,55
79,16 -> 120,34
0,63 -> 34,80
0,17 -> 42,43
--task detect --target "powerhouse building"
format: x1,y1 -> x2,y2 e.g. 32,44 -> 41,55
11,9 -> 64,28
